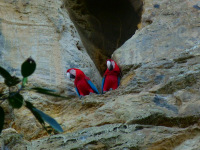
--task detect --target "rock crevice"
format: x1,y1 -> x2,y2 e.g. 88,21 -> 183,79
64,0 -> 143,74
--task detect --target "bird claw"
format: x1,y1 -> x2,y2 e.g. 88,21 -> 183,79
102,89 -> 112,94
89,92 -> 94,95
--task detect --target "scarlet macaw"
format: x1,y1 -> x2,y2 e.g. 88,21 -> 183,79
102,59 -> 121,93
66,68 -> 99,98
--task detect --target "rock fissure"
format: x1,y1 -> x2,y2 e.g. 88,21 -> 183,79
0,18 -> 52,27
63,0 -> 143,74
128,113 -> 200,128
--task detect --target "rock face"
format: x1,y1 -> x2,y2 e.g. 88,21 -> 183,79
3,125 -> 200,150
113,0 -> 199,72
1,0 -> 200,150
0,0 -> 101,95
64,0 -> 143,74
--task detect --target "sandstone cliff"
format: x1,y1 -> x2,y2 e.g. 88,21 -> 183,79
0,0 -> 200,150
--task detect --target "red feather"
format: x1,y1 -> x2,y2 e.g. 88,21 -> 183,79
103,59 -> 120,92
68,68 -> 95,96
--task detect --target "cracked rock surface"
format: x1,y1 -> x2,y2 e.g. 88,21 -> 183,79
0,0 -> 101,95
0,0 -> 200,149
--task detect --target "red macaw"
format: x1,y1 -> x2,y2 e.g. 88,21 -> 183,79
66,68 -> 99,98
102,59 -> 121,93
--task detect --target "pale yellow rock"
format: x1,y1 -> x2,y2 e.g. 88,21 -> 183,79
0,0 -> 101,95
113,0 -> 200,70
0,0 -> 200,149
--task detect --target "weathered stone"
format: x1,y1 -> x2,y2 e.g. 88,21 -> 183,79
174,135 -> 200,150
0,128 -> 28,150
113,0 -> 200,73
64,0 -> 143,74
0,0 -> 101,95
2,125 -> 200,150
0,0 -> 200,149
11,90 -> 200,140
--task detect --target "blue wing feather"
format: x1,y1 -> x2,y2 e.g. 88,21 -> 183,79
75,87 -> 81,98
101,77 -> 105,94
87,80 -> 99,94
118,76 -> 120,86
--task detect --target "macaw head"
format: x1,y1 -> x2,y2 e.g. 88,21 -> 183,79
66,68 -> 86,81
66,68 -> 76,80
107,59 -> 118,71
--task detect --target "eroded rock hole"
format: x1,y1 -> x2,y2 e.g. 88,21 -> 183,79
64,0 -> 143,74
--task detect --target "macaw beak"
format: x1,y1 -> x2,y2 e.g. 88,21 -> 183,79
67,72 -> 71,79
67,72 -> 76,80
107,61 -> 113,71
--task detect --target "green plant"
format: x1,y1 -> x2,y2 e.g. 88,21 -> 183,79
0,57 -> 64,134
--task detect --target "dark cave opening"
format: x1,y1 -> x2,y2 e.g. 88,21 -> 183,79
64,0 -> 143,74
